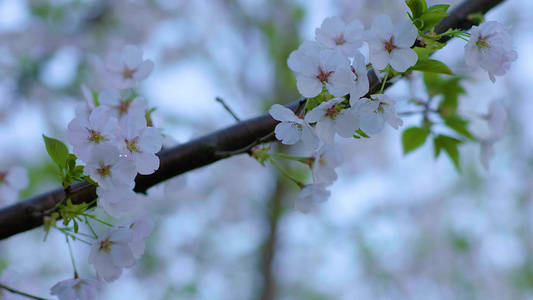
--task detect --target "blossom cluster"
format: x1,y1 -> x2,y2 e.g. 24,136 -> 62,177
50,45 -> 160,299
270,14 -> 412,212
270,12 -> 517,213
67,45 -> 162,219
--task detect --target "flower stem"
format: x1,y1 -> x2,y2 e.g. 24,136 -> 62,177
66,235 -> 78,277
268,153 -> 310,162
379,69 -> 389,94
268,158 -> 303,186
81,214 -> 113,227
0,282 -> 50,300
85,216 -> 98,239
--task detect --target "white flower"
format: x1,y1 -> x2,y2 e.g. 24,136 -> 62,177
315,16 -> 364,57
98,89 -> 147,121
287,41 -> 322,74
67,106 -> 119,163
304,98 -> 359,144
353,94 -> 403,135
105,45 -> 154,89
364,14 -> 418,72
117,114 -> 163,175
479,101 -> 508,170
295,184 -> 330,213
269,104 -> 320,150
0,166 -> 29,204
75,85 -> 97,118
127,215 -> 154,259
96,185 -> 138,218
485,101 -> 507,140
88,227 -> 136,282
84,145 -> 137,189
50,277 -> 102,300
288,46 -> 355,98
480,140 -> 495,171
311,145 -> 344,186
349,53 -> 370,101
464,21 -> 517,83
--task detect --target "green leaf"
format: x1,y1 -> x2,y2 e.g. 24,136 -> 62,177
423,72 -> 444,97
406,0 -> 427,20
355,129 -> 370,138
410,58 -> 454,75
434,134 -> 462,170
43,134 -> 69,171
73,219 -> 79,233
402,127 -> 431,154
438,77 -> 465,117
444,117 -> 476,140
419,4 -> 450,31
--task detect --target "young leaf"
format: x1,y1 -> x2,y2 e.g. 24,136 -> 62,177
438,77 -> 465,117
402,127 -> 431,154
410,58 -> 454,75
42,134 -> 69,171
444,117 -> 476,140
406,0 -> 427,20
419,4 -> 450,31
434,134 -> 462,170
355,129 -> 370,138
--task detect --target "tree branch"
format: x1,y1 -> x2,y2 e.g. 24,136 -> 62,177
0,0 -> 506,241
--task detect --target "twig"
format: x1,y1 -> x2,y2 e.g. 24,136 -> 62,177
216,97 -> 241,122
213,99 -> 307,159
0,282 -> 50,300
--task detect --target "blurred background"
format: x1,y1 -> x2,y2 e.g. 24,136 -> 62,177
1,0 -> 532,299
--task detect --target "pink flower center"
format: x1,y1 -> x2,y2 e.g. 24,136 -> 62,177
99,238 -> 115,253
87,129 -> 104,144
119,101 -> 130,115
326,106 -> 340,119
335,34 -> 345,45
384,37 -> 397,53
476,36 -> 491,52
123,67 -> 135,79
97,164 -> 112,177
316,67 -> 333,83
125,137 -> 140,153
291,122 -> 303,131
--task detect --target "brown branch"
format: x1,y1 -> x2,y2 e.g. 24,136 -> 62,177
0,0 -> 506,241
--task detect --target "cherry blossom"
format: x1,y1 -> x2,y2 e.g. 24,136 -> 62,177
50,277 -> 102,300
88,227 -> 136,282
315,16 -> 364,57
295,184 -> 330,213
311,145 -> 344,186
66,106 -> 119,163
96,185 -> 138,218
117,114 -> 163,175
105,45 -> 154,89
464,21 -> 517,83
98,89 -> 148,121
127,215 -> 154,259
269,104 -> 320,150
479,101 -> 508,170
84,145 -> 137,189
75,85 -> 97,118
288,47 -> 355,98
348,53 -> 370,101
364,14 -> 418,72
304,98 -> 359,144
0,166 -> 29,204
287,41 -> 322,74
353,94 -> 403,135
